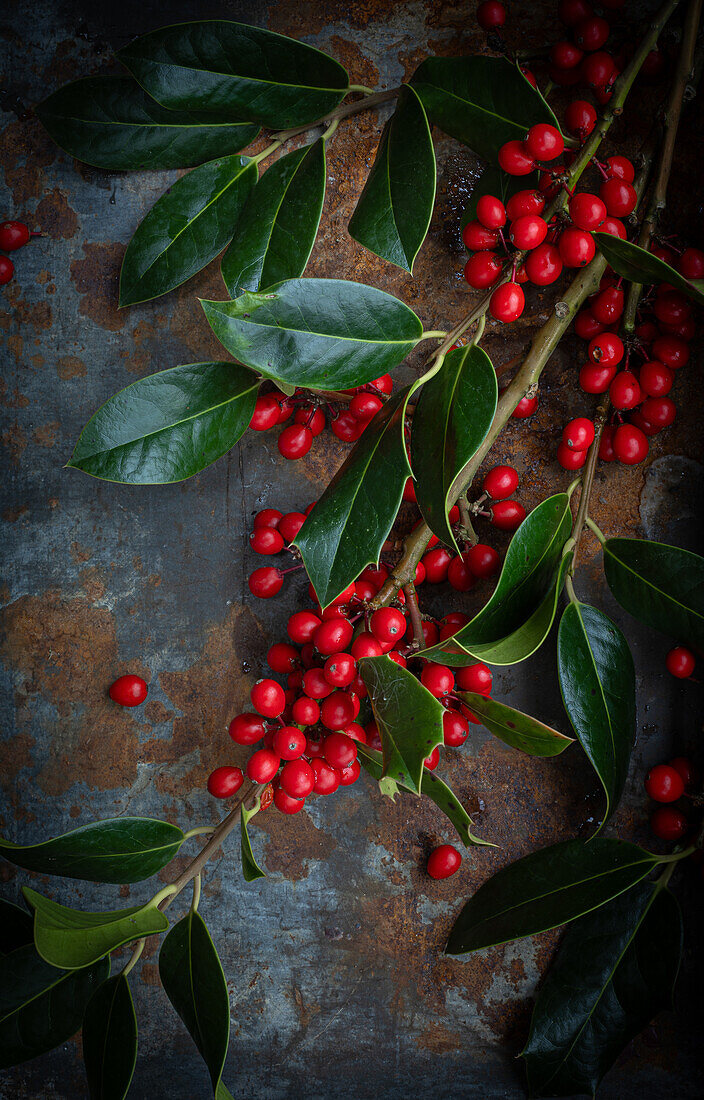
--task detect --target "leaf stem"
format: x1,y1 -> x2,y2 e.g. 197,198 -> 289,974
274,88 -> 401,142
419,330 -> 448,341
403,582 -> 425,649
190,873 -> 202,914
183,826 -> 216,840
585,516 -> 607,543
121,938 -> 145,977
348,84 -> 375,94
251,139 -> 284,165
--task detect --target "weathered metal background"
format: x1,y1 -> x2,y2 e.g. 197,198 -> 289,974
1,1 -> 703,1097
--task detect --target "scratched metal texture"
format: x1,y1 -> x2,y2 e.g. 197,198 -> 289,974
1,0 -> 703,1097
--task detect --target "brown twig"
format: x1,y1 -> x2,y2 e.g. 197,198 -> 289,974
403,583 -> 426,649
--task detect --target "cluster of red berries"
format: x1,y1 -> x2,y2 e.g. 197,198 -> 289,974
644,757 -> 697,842
249,375 -> 394,460
0,221 -> 38,286
548,0 -> 630,103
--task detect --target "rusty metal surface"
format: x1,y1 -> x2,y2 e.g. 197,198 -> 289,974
1,1 -> 703,1097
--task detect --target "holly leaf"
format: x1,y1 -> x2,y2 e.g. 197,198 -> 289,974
522,882 -> 682,1097
202,279 -> 422,391
222,139 -> 326,296
23,889 -> 168,970
594,234 -> 704,306
445,838 -> 661,955
0,817 -> 186,883
461,165 -> 540,231
0,944 -> 109,1069
0,899 -> 33,956
240,799 -> 266,883
35,76 -> 260,171
82,975 -> 138,1100
422,492 -> 573,665
558,602 -> 635,829
411,344 -> 498,551
68,363 -> 259,485
159,911 -> 230,1096
457,692 -> 573,757
411,56 -> 559,163
118,21 -> 348,128
603,537 -> 704,650
119,154 -> 257,306
294,388 -> 412,608
348,85 -> 436,273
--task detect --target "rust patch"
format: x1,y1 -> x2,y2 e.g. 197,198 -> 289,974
0,115 -> 57,207
34,188 -> 79,240
255,807 -> 338,881
3,505 -> 29,523
0,380 -> 30,409
268,0 -> 399,35
329,36 -> 380,86
70,541 -> 92,564
144,700 -> 174,725
57,355 -> 87,380
70,242 -> 125,332
33,421 -> 60,448
1,424 -> 28,465
77,567 -> 107,602
415,1019 -> 464,1054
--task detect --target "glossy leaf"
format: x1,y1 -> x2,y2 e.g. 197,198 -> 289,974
522,882 -> 682,1097
36,76 -> 259,171
118,21 -> 349,128
358,655 -> 445,795
159,911 -> 230,1095
348,85 -> 436,272
222,139 -> 325,296
594,234 -> 704,306
0,817 -> 186,883
0,944 -> 108,1069
202,279 -> 422,391
23,889 -> 168,970
411,56 -> 559,163
294,388 -> 412,607
445,838 -> 661,955
241,798 -> 266,882
411,344 -> 498,550
83,975 -> 138,1100
423,492 -> 573,665
68,363 -> 259,485
603,537 -> 704,650
461,166 -> 540,230
558,602 -> 635,828
0,898 -> 33,956
458,692 -> 573,757
119,154 -> 257,306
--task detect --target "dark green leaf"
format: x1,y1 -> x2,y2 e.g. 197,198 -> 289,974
458,692 -> 573,757
423,493 -> 573,665
359,654 -> 445,794
118,21 -> 348,128
411,344 -> 498,550
0,899 -> 33,956
411,56 -> 559,163
241,798 -> 266,882
83,975 -> 137,1100
202,279 -> 422,391
23,889 -> 168,970
348,85 -> 436,272
159,911 -> 230,1095
0,944 -> 108,1070
68,362 -> 259,485
0,817 -> 186,883
522,882 -> 682,1097
222,139 -> 326,296
558,602 -> 635,827
294,388 -> 412,607
461,166 -> 540,231
119,154 -> 257,306
445,838 -> 661,955
603,537 -> 704,650
35,76 -> 259,171
594,234 -> 704,306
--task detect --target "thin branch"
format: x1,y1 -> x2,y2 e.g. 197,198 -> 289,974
274,88 -> 400,142
403,583 -> 425,649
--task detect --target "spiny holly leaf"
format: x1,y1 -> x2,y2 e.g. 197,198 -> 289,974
35,76 -> 260,171
457,692 -> 573,757
411,56 -> 559,163
522,882 -> 682,1097
0,898 -> 33,957
594,233 -> 704,306
119,154 -> 257,306
0,816 -> 186,882
0,944 -> 109,1070
445,838 -> 661,955
359,655 -> 444,795
422,492 -> 572,665
603,537 -> 704,650
294,388 -> 412,608
82,975 -> 138,1100
202,279 -> 422,391
222,139 -> 326,296
159,911 -> 230,1096
241,798 -> 266,882
411,344 -> 498,551
68,363 -> 259,485
558,602 -> 635,829
118,21 -> 349,128
23,889 -> 168,970
348,85 -> 436,273
461,165 -> 540,231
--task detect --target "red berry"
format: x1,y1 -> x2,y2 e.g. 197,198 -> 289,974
456,662 -> 492,694
0,256 -> 14,285
490,500 -> 526,531
0,221 -> 31,251
498,141 -> 536,177
278,423 -> 313,459
564,99 -> 597,139
311,757 -> 341,794
650,805 -> 687,841
557,442 -> 587,469
609,371 -> 641,410
338,758 -> 361,786
562,416 -> 595,450
644,763 -> 685,803
511,393 -> 538,418
249,526 -> 285,555
292,696 -> 320,726
477,0 -> 506,29
421,663 -> 454,698
524,242 -> 563,285
280,758 -> 315,798
652,335 -> 689,370
579,361 -> 616,393
550,41 -> 584,69
669,756 -> 697,787
273,786 -> 305,814
525,124 -> 564,161
287,610 -> 322,644
574,310 -> 604,339
462,220 -> 499,251
349,392 -> 383,422
464,251 -> 502,289
272,726 -> 307,760
558,0 -> 593,25
506,190 -> 545,220
246,748 -> 280,784
108,674 -> 148,707
600,215 -> 627,239
613,424 -> 648,464
302,667 -> 333,700
582,51 -> 617,89
443,710 -> 470,747
679,247 -> 704,280
427,844 -> 462,879
313,617 -> 353,656
277,512 -> 306,543
320,691 -> 355,730
248,565 -> 283,599
569,192 -> 606,231
251,678 -> 285,718
483,464 -> 519,500
639,360 -> 673,397
640,396 -> 676,430
330,410 -> 364,442
370,607 -> 406,643
294,405 -> 325,435
250,394 -> 281,431
448,555 -> 476,592
653,290 -> 691,327
605,155 -> 635,183
598,426 -> 616,462
599,178 -> 637,217
229,713 -> 266,745
509,214 -> 548,250
267,643 -> 300,675
253,508 -> 282,529
476,194 -> 506,229
574,15 -> 609,51
323,731 -> 357,769
207,765 -> 244,799
350,632 -> 383,660
558,227 -> 596,268
465,542 -> 500,578
591,286 -> 624,324
490,281 -> 525,322
423,746 -> 440,771
665,645 -> 695,679
323,651 -> 356,688
588,332 -> 624,366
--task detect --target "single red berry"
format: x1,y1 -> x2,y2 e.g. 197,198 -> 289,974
277,397 -> 295,424
613,423 -> 648,464
525,124 -> 564,161
370,607 -> 406,644
639,360 -> 673,398
490,500 -> 526,531
320,691 -> 355,731
564,99 -> 597,140
301,667 -> 333,700
248,565 -> 283,599
330,409 -> 364,442
644,763 -> 685,803
509,214 -> 548,250
251,678 -> 285,718
476,194 -> 506,230
313,617 -> 353,656
207,765 -> 244,799
249,394 -> 281,431
427,844 -> 462,879
652,335 -> 689,371
443,710 -> 470,747
0,256 -> 14,286
311,757 -> 341,795
598,425 -> 616,462
574,15 -> 609,51
462,220 -> 499,251
600,215 -> 627,239
574,310 -> 604,339
338,758 -> 361,786
600,178 -> 637,217
291,695 -> 320,726
421,663 -> 455,698
447,555 -> 475,592
0,221 -> 31,251
464,251 -> 502,289
483,464 -> 519,500
550,41 -> 584,69
477,0 -> 506,29
653,289 -> 691,327
229,713 -> 266,745
579,361 -> 616,393
524,242 -> 563,285
350,392 -> 383,422
558,0 -> 593,25
422,546 -> 454,583
246,748 -> 281,784
669,757 -> 697,788
605,155 -> 635,183
665,645 -> 695,679
678,247 -> 704,280
323,731 -> 357,769
287,610 -> 322,645
277,512 -> 306,543
562,416 -> 595,450
558,442 -> 587,469
582,51 -> 617,89
423,746 -> 440,771
490,281 -> 525,322
109,674 -> 148,707
294,405 -> 326,436
253,508 -> 282,529
588,332 -> 624,366
272,726 -> 307,760
278,423 -> 313,459
640,396 -> 676,430
558,227 -> 596,268
569,192 -> 606,231
249,526 -> 285,555
350,632 -> 383,660
591,286 -> 624,324
506,190 -> 545,220
323,651 -> 356,688
456,662 -> 493,694
273,786 -> 305,814
650,806 -> 687,841
498,141 -> 536,177
609,371 -> 641,410
280,758 -> 315,798
465,543 -> 500,578
267,642 -> 300,675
